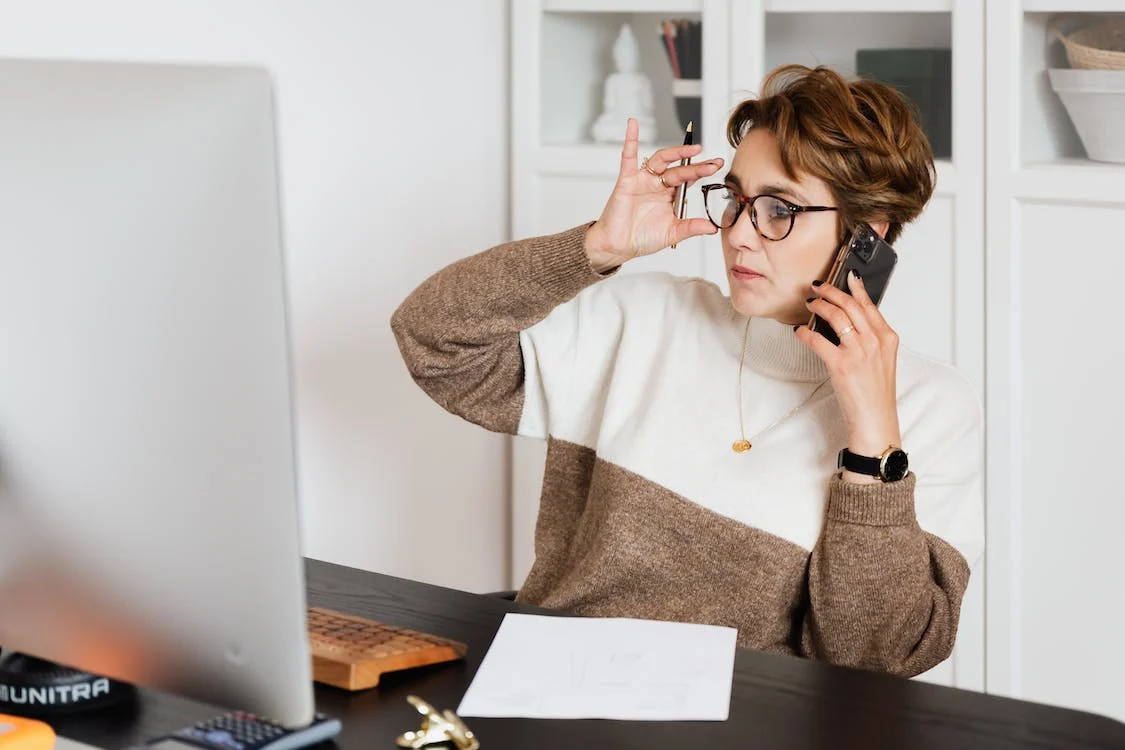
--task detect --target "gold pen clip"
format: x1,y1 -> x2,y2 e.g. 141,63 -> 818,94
395,694 -> 480,750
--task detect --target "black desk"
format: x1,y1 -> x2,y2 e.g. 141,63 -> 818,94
50,559 -> 1125,749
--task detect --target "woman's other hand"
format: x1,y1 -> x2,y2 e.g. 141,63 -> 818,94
796,272 -> 902,483
584,118 -> 724,273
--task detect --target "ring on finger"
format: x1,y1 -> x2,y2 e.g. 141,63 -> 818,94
659,172 -> 671,188
642,155 -> 660,177
838,324 -> 856,338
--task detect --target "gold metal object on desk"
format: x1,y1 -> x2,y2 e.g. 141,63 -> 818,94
394,694 -> 480,750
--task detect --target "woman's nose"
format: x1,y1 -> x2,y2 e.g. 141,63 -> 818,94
726,208 -> 764,253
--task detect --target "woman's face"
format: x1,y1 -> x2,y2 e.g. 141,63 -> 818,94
720,128 -> 842,325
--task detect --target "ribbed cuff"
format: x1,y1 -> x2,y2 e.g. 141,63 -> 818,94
525,221 -> 616,300
825,472 -> 917,526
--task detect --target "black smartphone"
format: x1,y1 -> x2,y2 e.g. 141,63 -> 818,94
808,223 -> 898,346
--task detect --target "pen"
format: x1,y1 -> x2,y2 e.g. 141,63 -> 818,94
671,121 -> 693,249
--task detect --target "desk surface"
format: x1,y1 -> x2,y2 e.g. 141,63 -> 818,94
49,559 -> 1125,750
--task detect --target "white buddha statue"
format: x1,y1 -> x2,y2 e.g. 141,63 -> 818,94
592,23 -> 656,144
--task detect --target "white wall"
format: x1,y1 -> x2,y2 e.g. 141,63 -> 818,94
0,0 -> 512,592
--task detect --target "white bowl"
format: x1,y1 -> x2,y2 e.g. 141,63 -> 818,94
1048,68 -> 1125,164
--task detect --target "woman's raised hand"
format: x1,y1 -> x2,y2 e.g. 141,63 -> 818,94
584,118 -> 724,273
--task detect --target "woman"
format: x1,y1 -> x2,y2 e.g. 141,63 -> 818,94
391,65 -> 983,678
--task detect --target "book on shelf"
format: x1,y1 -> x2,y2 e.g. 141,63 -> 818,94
659,19 -> 702,134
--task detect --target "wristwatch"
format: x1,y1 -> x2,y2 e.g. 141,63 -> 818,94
837,445 -> 909,482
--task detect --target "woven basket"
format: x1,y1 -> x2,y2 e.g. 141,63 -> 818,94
1053,18 -> 1125,71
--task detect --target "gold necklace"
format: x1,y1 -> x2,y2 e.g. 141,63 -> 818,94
733,317 -> 831,453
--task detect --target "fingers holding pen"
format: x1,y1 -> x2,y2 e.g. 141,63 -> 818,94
642,142 -> 704,175
658,157 -> 724,189
669,217 -> 720,245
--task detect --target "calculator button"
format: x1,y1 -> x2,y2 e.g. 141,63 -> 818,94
204,730 -> 243,750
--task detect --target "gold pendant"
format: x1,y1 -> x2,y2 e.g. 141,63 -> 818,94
732,440 -> 752,453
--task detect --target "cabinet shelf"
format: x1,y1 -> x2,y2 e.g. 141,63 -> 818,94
765,0 -> 951,11
1013,161 -> 1125,203
535,146 -> 957,193
1022,0 -> 1125,11
535,145 -> 621,178
545,0 -> 700,10
535,144 -> 714,178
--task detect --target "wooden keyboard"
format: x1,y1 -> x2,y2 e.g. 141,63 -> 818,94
306,607 -> 468,691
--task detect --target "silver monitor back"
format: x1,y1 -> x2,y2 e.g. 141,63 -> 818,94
0,58 -> 314,727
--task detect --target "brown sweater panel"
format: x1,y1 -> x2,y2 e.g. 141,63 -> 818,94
389,223 -> 600,434
516,441 -> 969,677
801,474 -> 971,676
516,439 -> 812,657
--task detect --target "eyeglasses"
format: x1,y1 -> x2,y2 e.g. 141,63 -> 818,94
700,184 -> 838,241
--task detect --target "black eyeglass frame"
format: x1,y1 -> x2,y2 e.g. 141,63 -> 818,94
700,183 -> 838,241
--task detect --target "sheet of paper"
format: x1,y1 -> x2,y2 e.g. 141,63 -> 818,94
457,612 -> 737,721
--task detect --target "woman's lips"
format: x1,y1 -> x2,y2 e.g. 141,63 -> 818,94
730,265 -> 764,281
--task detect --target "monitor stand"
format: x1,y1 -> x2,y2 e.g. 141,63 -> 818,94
0,651 -> 134,715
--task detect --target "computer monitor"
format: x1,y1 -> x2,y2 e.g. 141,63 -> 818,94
0,58 -> 315,728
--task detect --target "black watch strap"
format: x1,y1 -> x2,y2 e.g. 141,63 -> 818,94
837,448 -> 882,477
837,446 -> 909,482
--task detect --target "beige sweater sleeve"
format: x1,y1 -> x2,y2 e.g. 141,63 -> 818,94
390,223 -> 603,434
799,473 -> 972,677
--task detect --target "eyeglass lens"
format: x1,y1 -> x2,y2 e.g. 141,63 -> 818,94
705,188 -> 795,240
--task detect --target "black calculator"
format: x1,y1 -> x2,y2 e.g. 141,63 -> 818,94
140,710 -> 341,750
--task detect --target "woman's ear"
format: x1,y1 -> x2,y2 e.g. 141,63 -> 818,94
871,221 -> 890,239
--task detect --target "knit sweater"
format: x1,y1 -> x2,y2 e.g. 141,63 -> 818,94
391,223 -> 984,678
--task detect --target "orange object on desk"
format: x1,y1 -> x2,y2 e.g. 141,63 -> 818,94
0,715 -> 54,750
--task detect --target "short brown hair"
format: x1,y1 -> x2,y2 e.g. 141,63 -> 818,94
726,64 -> 935,245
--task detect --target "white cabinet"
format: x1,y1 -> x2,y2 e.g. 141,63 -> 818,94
986,0 -> 1125,722
510,0 -> 986,693
510,0 -> 1125,721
